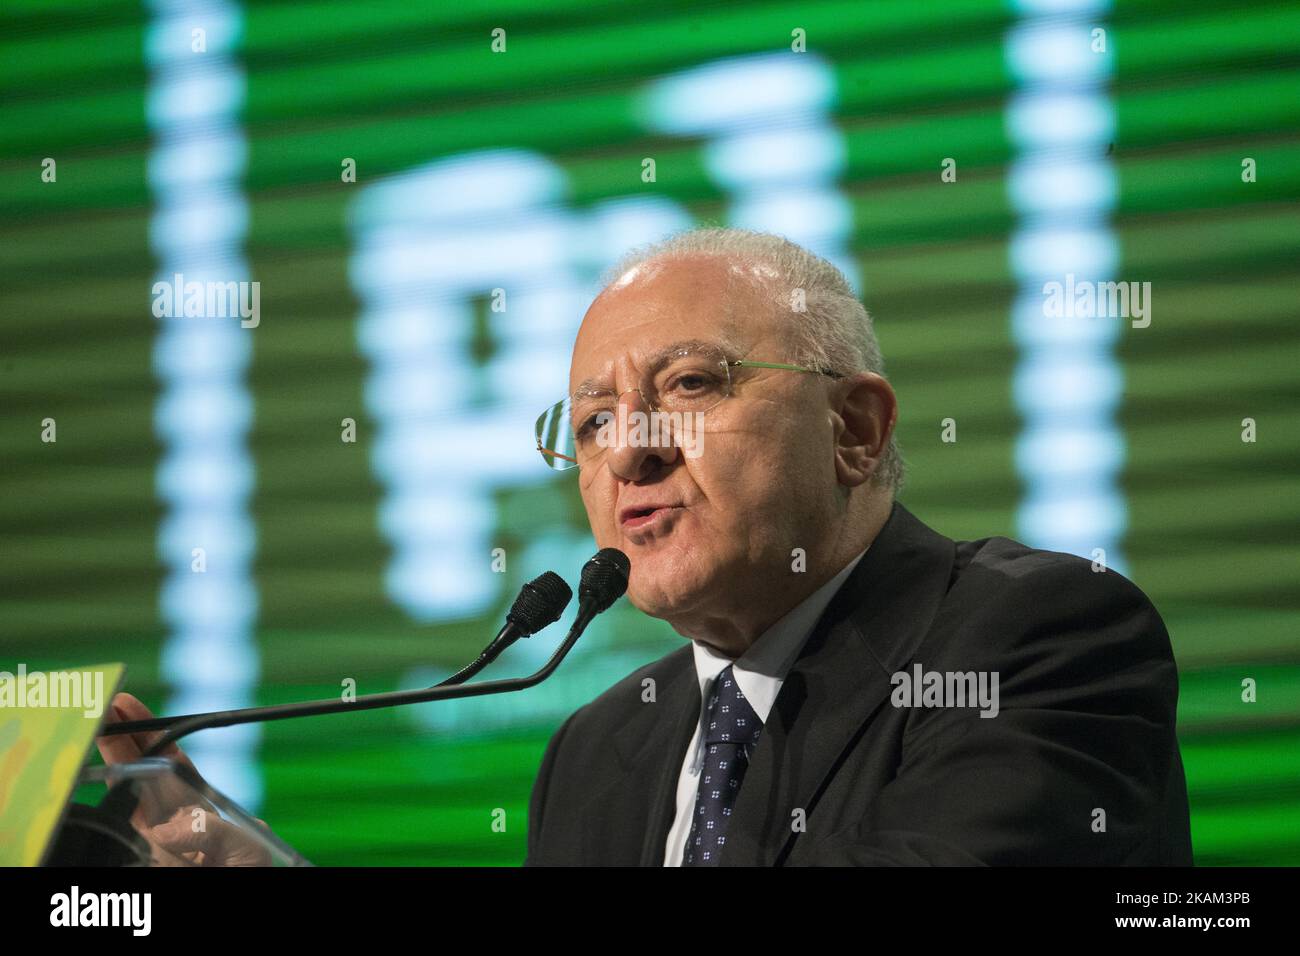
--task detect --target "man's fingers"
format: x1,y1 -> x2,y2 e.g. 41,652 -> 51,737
149,810 -> 216,855
96,692 -> 180,762
101,692 -> 201,774
148,806 -> 272,866
94,693 -> 150,765
96,692 -> 210,826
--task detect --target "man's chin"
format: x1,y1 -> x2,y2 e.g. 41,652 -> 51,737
624,567 -> 718,623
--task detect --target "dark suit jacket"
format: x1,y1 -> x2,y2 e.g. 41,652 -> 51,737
525,502 -> 1193,865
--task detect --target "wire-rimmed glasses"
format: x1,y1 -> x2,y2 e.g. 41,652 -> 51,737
535,342 -> 841,471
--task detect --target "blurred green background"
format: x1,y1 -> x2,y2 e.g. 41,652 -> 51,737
2,0 -> 1297,864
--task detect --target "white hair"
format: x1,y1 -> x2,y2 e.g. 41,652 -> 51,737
602,227 -> 905,492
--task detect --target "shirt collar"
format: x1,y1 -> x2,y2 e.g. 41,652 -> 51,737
689,547 -> 869,723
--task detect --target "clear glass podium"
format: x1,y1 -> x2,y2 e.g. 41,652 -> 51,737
46,757 -> 311,867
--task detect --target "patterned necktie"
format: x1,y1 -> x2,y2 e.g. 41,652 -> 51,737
682,664 -> 764,866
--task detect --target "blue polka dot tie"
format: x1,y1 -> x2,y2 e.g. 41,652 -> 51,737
682,665 -> 764,866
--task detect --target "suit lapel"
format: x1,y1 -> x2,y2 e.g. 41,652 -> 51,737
593,645 -> 699,865
721,502 -> 957,865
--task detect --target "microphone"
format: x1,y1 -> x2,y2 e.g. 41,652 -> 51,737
99,551 -> 629,757
504,570 -> 574,645
436,571 -> 572,686
561,546 -> 631,665
571,547 -> 631,633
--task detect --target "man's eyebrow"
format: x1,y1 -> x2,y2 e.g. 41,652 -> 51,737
572,337 -> 741,396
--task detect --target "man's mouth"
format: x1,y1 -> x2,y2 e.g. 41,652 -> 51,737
619,504 -> 683,531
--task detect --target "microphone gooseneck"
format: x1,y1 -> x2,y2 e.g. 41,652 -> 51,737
101,552 -> 628,757
96,556 -> 622,840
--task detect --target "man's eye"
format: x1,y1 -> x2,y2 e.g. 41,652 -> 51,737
666,371 -> 720,394
575,411 -> 611,438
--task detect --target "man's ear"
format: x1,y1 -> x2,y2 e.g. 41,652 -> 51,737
832,372 -> 897,487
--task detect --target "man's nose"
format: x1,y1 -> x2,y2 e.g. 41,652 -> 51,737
606,387 -> 681,481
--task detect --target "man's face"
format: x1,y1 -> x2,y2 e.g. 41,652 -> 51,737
569,255 -> 846,625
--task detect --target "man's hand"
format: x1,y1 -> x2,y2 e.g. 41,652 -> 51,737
96,692 -> 274,866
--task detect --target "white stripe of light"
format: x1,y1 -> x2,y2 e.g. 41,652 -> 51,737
1005,1 -> 1127,571
146,0 -> 260,808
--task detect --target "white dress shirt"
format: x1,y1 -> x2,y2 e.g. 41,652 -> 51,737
662,548 -> 869,866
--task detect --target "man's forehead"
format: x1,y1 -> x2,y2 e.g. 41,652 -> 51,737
570,255 -> 777,386
569,317 -> 750,393
588,257 -> 740,327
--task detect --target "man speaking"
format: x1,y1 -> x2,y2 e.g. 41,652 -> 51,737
525,228 -> 1193,866
100,227 -> 1192,867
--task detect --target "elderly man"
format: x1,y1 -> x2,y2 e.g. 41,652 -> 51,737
525,228 -> 1193,866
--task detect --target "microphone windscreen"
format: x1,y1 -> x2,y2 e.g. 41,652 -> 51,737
507,571 -> 573,635
578,548 -> 630,614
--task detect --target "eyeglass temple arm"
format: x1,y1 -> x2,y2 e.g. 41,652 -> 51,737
535,439 -> 579,465
729,360 -> 843,379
